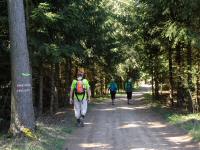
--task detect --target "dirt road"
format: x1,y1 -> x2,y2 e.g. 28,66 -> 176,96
64,86 -> 200,150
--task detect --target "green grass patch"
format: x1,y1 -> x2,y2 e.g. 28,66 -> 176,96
144,93 -> 200,141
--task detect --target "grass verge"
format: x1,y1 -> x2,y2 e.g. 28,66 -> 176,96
144,93 -> 200,141
0,109 -> 76,150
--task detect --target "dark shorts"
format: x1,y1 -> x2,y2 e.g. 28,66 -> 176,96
127,92 -> 132,99
110,91 -> 116,100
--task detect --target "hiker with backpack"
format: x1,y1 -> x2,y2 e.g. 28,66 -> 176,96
69,68 -> 91,127
125,78 -> 133,104
108,79 -> 118,105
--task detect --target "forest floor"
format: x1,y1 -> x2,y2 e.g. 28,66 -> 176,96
64,85 -> 200,150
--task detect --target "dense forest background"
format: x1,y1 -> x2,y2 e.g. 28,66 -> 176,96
1,0 -> 200,135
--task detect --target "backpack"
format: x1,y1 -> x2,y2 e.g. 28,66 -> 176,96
74,79 -> 86,101
126,82 -> 132,92
110,83 -> 117,92
75,80 -> 85,95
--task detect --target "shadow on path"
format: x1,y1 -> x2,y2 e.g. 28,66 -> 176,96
64,85 -> 200,150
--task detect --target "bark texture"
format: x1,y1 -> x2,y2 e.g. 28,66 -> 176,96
8,0 -> 35,135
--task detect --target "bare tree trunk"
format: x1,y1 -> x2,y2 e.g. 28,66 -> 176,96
176,45 -> 184,107
100,76 -> 103,96
197,62 -> 200,108
50,63 -> 55,114
154,50 -> 160,100
54,86 -> 58,111
54,63 -> 59,111
104,77 -> 107,94
151,74 -> 154,98
168,47 -> 174,106
8,0 -> 35,135
151,60 -> 155,99
90,80 -> 95,97
154,67 -> 160,100
149,52 -> 155,99
186,46 -> 193,112
65,57 -> 72,103
24,0 -> 29,37
68,57 -> 72,85
39,66 -> 43,115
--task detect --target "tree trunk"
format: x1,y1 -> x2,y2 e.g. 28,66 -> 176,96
154,65 -> 160,100
197,62 -> 200,107
68,57 -> 72,85
176,45 -> 184,107
104,77 -> 107,94
90,81 -> 95,98
8,0 -> 35,135
151,72 -> 154,99
186,46 -> 193,112
39,66 -> 43,115
24,0 -> 29,37
154,49 -> 160,100
149,52 -> 155,99
168,47 -> 174,106
100,76 -> 103,96
65,57 -> 72,103
50,63 -> 55,114
54,63 -> 59,111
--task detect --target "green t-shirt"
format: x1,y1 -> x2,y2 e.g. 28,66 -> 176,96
71,79 -> 90,100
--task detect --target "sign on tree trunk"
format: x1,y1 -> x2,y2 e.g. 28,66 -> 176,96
8,0 -> 35,135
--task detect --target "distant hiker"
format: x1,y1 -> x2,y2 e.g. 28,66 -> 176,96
70,68 -> 91,127
125,78 -> 133,104
108,79 -> 118,105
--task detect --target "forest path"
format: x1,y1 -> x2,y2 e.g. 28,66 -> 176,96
64,85 -> 200,150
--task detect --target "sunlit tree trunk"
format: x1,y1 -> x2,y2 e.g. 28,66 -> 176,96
8,0 -> 35,135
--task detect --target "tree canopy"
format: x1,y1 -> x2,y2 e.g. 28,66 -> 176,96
1,0 -> 200,135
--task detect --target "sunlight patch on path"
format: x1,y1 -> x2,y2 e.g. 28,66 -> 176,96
148,122 -> 167,128
130,148 -> 155,150
84,122 -> 93,125
116,106 -> 135,110
117,122 -> 140,129
79,143 -> 112,149
166,135 -> 193,143
94,108 -> 116,111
